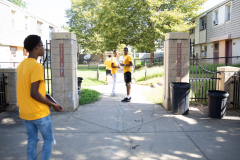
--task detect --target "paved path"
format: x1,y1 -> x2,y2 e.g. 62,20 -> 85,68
1,72 -> 240,160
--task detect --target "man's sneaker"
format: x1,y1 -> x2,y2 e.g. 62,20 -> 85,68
106,83 -> 108,85
121,97 -> 131,102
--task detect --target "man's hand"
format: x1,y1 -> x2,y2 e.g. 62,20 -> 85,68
117,65 -> 120,68
52,104 -> 63,112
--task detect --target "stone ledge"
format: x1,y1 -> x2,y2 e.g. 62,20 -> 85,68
165,32 -> 189,40
217,66 -> 240,72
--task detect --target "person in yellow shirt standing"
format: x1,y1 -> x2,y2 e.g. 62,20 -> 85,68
17,35 -> 63,160
120,47 -> 133,102
111,50 -> 120,96
104,54 -> 112,85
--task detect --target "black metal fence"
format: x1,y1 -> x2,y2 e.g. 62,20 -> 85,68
0,73 -> 8,112
190,53 -> 220,102
134,57 -> 164,67
40,40 -> 52,95
231,72 -> 240,109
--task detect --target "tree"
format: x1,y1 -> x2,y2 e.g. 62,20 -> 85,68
67,0 -> 206,60
8,0 -> 27,9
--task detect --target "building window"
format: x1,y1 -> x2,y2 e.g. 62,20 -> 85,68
213,10 -> 218,25
11,11 -> 15,27
226,5 -> 231,21
201,45 -> 207,57
25,16 -> 28,31
10,47 -> 17,57
37,21 -> 42,35
200,17 -> 206,30
49,27 -> 53,38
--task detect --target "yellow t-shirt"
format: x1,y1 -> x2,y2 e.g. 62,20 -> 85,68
17,58 -> 50,120
104,58 -> 112,70
111,57 -> 118,74
123,55 -> 132,73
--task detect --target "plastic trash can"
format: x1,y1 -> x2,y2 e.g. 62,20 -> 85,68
207,90 -> 229,119
170,82 -> 191,115
78,77 -> 83,96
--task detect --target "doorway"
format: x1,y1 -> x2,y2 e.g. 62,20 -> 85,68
213,42 -> 219,64
225,40 -> 232,65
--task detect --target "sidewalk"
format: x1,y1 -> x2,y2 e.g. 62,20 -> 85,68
1,71 -> 240,160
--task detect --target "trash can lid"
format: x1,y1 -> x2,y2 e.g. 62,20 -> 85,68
170,82 -> 191,89
78,77 -> 83,80
207,90 -> 229,98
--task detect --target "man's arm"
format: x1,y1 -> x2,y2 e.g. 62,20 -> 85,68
120,61 -> 132,66
111,63 -> 119,68
31,81 -> 63,112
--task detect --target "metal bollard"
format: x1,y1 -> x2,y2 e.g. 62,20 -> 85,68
145,62 -> 147,81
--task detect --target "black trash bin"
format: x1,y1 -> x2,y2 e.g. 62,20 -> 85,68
170,82 -> 191,115
207,90 -> 229,119
78,77 -> 83,96
78,77 -> 83,87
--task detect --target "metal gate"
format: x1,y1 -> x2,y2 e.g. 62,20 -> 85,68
189,40 -> 219,102
0,73 -> 8,112
40,40 -> 52,95
231,72 -> 240,109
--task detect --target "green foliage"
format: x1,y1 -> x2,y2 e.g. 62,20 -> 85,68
190,64 -> 240,74
79,88 -> 101,105
8,0 -> 27,9
66,0 -> 205,54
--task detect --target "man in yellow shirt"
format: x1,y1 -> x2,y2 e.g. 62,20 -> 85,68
104,54 -> 112,85
120,47 -> 133,102
111,50 -> 120,96
17,35 -> 63,160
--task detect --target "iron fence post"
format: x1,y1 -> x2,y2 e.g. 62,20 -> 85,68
97,63 -> 99,80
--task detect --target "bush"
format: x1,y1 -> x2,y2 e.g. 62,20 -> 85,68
79,88 -> 101,105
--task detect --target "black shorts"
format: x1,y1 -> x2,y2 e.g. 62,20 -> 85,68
124,71 -> 131,83
106,69 -> 112,76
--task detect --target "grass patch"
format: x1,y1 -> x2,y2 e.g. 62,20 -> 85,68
137,77 -> 163,86
77,67 -> 106,86
143,87 -> 164,104
133,66 -> 164,82
190,80 -> 216,102
79,88 -> 101,105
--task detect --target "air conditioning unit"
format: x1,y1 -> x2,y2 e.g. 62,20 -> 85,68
213,20 -> 218,25
200,26 -> 205,30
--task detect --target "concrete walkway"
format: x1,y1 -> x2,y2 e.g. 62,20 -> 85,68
1,72 -> 240,160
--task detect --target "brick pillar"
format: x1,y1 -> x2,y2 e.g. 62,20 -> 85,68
217,66 -> 240,107
51,32 -> 79,111
162,32 -> 190,111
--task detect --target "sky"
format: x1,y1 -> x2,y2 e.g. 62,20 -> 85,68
23,0 -> 226,27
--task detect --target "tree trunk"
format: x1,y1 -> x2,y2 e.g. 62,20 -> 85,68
150,50 -> 154,63
101,52 -> 104,63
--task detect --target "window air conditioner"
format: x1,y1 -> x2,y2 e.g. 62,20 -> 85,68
213,20 -> 218,25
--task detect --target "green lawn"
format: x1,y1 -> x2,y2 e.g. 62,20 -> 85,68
133,66 -> 164,82
77,65 -> 106,86
143,87 -> 164,105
